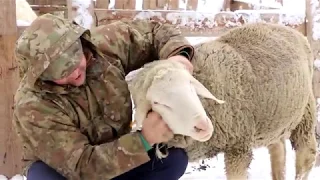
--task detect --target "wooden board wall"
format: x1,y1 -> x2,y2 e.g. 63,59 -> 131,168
0,0 -> 22,177
95,9 -> 306,37
93,0 -> 306,37
27,0 -> 67,18
19,0 -> 307,37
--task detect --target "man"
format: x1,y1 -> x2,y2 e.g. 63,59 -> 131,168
13,13 -> 194,180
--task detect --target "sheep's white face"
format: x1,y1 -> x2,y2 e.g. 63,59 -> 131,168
145,68 -> 224,142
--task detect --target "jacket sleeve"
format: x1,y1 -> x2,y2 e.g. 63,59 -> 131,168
14,100 -> 150,179
90,19 -> 194,74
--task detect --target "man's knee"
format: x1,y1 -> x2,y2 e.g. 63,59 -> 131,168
156,147 -> 189,178
112,147 -> 189,180
27,161 -> 66,180
166,148 -> 188,169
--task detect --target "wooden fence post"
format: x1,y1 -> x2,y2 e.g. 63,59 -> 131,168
0,0 -> 23,177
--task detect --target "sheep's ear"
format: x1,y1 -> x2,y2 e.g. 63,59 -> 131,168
125,68 -> 144,84
190,76 -> 225,104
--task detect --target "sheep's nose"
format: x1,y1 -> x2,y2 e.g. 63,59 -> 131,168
194,118 -> 210,132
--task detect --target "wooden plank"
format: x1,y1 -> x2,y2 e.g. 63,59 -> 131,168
167,0 -> 179,10
30,5 -> 67,11
96,0 -> 109,9
32,0 -> 66,5
143,0 -> 157,10
231,1 -> 251,10
67,0 -> 73,21
223,0 -> 232,11
95,9 -> 306,36
114,0 -> 136,10
186,0 -> 198,10
154,0 -> 167,10
26,0 -> 35,4
143,0 -> 176,10
0,0 -> 23,178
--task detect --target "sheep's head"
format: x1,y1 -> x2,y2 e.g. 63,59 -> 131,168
126,60 -> 224,142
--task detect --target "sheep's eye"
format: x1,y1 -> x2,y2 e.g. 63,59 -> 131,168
152,101 -> 172,110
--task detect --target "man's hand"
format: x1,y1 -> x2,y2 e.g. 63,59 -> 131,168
167,55 -> 194,73
141,111 -> 174,146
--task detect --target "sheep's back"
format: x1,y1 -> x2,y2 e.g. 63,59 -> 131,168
188,23 -> 313,159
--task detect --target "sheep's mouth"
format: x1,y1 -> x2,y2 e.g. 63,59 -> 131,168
196,132 -> 213,142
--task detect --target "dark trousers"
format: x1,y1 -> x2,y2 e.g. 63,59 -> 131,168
27,147 -> 188,180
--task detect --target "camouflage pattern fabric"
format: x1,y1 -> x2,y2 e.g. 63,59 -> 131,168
41,39 -> 84,81
13,13 -> 194,179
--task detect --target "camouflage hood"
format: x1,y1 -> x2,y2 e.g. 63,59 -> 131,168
15,13 -> 89,89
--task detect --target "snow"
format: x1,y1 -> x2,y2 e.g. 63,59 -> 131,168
0,174 -> 26,180
16,0 -> 37,26
71,0 -> 94,29
180,140 -> 320,180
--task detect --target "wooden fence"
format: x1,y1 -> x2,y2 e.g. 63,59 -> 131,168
19,0 -> 307,37
1,0 -> 320,178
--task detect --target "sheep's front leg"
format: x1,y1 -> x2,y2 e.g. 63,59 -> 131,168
267,138 -> 286,180
224,148 -> 253,180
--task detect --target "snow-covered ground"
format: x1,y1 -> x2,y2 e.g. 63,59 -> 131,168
181,140 -> 320,180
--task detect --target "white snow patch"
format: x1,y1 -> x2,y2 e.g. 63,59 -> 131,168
0,175 -> 7,180
72,0 -> 94,29
0,175 -> 26,180
314,59 -> 320,70
9,175 -> 25,180
16,20 -> 32,26
185,36 -> 218,45
16,0 -> 37,26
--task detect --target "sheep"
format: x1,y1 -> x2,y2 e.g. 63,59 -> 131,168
126,22 -> 318,180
